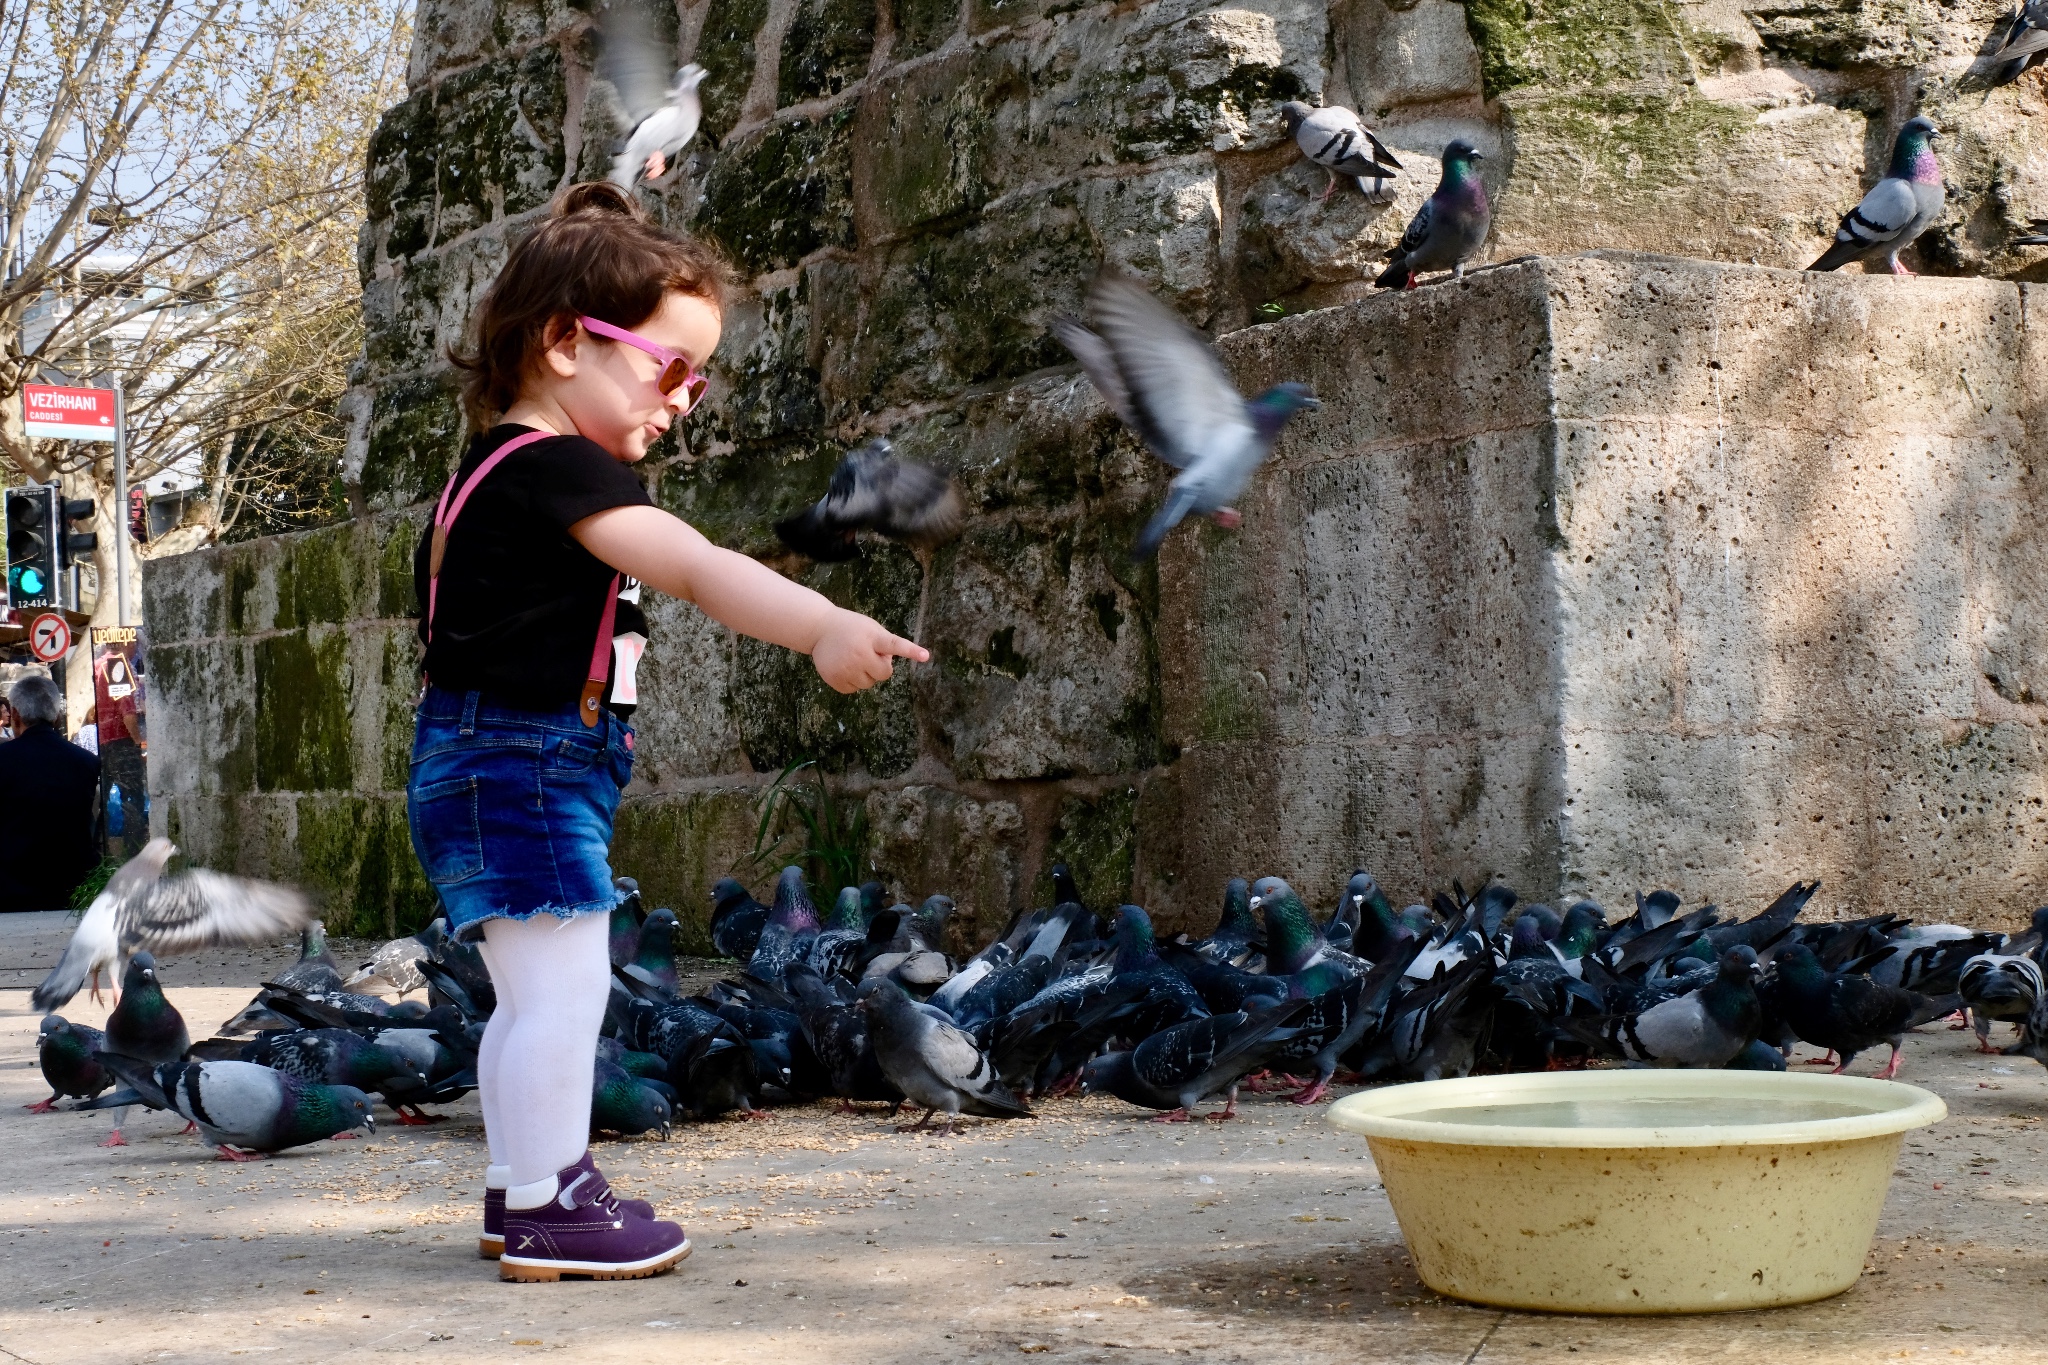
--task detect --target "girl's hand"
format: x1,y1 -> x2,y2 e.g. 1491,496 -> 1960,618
812,609 -> 929,693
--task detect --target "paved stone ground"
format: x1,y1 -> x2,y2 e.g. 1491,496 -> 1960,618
0,914 -> 2045,1363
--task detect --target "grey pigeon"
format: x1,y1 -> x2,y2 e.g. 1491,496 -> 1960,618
1375,139 -> 1491,289
747,867 -> 822,989
1052,271 -> 1319,559
774,438 -> 963,561
860,978 -> 1031,1134
271,921 -> 343,995
2015,218 -> 2048,246
1987,0 -> 2048,85
1082,998 -> 1312,1121
344,932 -> 429,997
1562,946 -> 1763,1067
33,838 -> 315,1011
596,1 -> 705,187
1278,100 -> 1401,203
1808,117 -> 1943,275
92,1056 -> 374,1160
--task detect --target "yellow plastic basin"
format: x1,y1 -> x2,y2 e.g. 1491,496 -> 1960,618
1326,1069 -> 1945,1313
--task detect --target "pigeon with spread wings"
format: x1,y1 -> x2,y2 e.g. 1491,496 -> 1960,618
32,838 -> 315,1012
1052,272 -> 1319,560
596,1 -> 707,188
774,439 -> 964,561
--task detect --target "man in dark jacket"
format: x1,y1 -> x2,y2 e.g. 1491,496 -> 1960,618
0,674 -> 101,911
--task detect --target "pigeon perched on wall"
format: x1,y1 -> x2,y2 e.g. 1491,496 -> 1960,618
92,1056 -> 374,1160
1986,0 -> 2048,85
774,439 -> 964,561
596,2 -> 706,187
1808,117 -> 1943,275
1277,101 -> 1402,203
1375,139 -> 1491,289
30,1016 -> 114,1112
1052,271 -> 1320,559
32,838 -> 315,1011
861,978 -> 1031,1134
2014,219 -> 2048,245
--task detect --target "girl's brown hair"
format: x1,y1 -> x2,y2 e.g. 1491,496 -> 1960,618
451,181 -> 733,427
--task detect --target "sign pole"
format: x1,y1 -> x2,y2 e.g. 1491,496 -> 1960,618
113,383 -> 128,626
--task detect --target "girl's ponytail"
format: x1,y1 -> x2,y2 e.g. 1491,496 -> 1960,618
550,181 -> 641,221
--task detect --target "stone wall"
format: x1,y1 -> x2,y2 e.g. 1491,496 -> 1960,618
146,0 -> 2048,940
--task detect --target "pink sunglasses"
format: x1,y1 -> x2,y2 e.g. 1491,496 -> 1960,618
578,315 -> 709,412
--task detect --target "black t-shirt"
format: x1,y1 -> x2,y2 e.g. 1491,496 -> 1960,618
413,425 -> 653,710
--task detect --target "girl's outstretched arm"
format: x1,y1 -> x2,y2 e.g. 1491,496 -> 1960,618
569,503 -> 928,693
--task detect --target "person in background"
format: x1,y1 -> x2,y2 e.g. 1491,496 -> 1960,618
0,675 -> 101,911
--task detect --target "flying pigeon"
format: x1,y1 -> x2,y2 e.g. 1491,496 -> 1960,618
596,1 -> 706,187
32,837 -> 315,1012
861,978 -> 1031,1134
91,1056 -> 374,1160
1808,116 -> 1943,275
773,438 -> 964,561
1375,139 -> 1491,289
1987,0 -> 2048,86
1052,271 -> 1320,559
1277,101 -> 1402,203
29,1016 -> 115,1112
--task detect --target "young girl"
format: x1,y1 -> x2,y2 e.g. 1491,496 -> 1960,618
410,181 -> 925,1283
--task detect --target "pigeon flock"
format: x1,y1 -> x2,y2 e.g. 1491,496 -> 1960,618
36,850 -> 2048,1156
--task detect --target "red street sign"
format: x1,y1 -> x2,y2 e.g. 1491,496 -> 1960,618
27,612 -> 71,662
23,385 -> 116,442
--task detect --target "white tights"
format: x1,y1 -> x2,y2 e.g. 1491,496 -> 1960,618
475,912 -> 610,1186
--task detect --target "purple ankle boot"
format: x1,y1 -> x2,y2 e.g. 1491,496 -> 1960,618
498,1152 -> 689,1282
482,1162 -> 657,1259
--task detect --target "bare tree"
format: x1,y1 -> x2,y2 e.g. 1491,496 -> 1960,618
0,0 -> 410,612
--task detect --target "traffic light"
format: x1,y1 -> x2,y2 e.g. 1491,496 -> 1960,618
58,497 -> 97,571
5,487 -> 56,610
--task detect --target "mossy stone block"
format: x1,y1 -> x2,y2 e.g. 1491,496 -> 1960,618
696,0 -> 772,131
254,630 -> 355,792
432,47 -> 567,247
1038,788 -> 1138,913
778,0 -> 877,106
294,794 -> 437,937
361,370 -> 465,511
366,90 -> 438,262
898,0 -> 961,53
1462,0 -> 1714,99
692,276 -> 825,452
271,523 -> 356,631
726,548 -> 922,776
694,108 -> 856,276
855,49 -> 1013,238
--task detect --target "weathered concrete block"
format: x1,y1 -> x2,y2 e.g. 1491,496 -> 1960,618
866,784 -> 1026,947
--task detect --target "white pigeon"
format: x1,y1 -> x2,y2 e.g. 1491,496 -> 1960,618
1278,100 -> 1402,203
597,2 -> 706,188
1051,272 -> 1319,560
32,838 -> 315,1011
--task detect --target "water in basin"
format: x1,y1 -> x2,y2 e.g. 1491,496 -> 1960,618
1395,1096 -> 1880,1130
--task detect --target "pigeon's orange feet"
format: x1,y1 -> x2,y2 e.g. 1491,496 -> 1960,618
1290,1081 -> 1331,1106
644,151 -> 667,179
25,1097 -> 56,1113
98,1131 -> 126,1148
1212,508 -> 1242,530
179,1121 -> 198,1135
394,1109 -> 442,1126
1149,1109 -> 1192,1123
329,1132 -> 361,1140
216,1146 -> 267,1162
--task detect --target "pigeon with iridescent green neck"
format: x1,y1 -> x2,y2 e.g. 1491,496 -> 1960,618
633,908 -> 682,995
1375,139 -> 1490,289
1249,877 -> 1364,988
91,1055 -> 374,1160
1192,878 -> 1260,966
747,867 -> 821,989
807,888 -> 874,980
1808,117 -> 1943,274
29,1017 -> 114,1112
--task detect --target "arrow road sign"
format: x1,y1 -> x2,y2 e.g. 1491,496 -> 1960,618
27,612 -> 71,662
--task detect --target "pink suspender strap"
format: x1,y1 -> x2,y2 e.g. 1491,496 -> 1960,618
424,429 -> 621,729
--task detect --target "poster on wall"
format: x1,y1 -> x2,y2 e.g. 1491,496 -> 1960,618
91,625 -> 145,753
